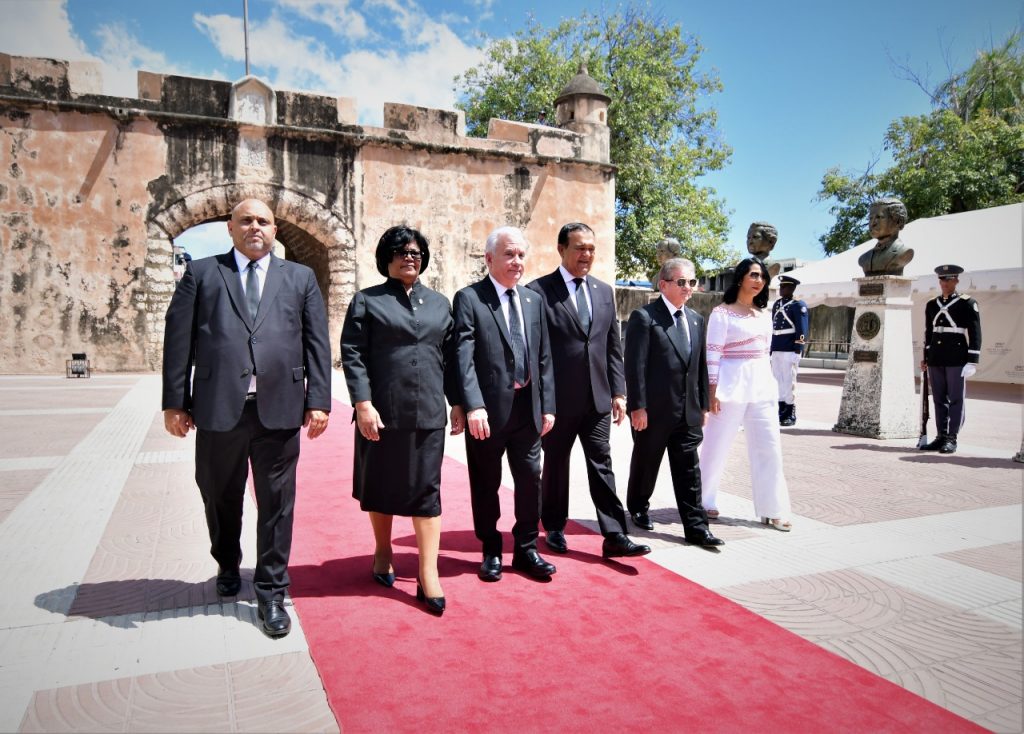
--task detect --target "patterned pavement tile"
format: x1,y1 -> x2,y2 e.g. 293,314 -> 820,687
0,470 -> 47,525
0,385 -> 130,411
940,541 -> 1023,583
0,413 -> 108,458
19,677 -> 132,733
20,654 -> 334,734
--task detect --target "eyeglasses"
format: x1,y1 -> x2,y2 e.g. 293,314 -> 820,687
394,249 -> 422,260
664,277 -> 698,288
938,275 -> 958,281
747,272 -> 765,281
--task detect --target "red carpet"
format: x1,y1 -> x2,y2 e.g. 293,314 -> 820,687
290,400 -> 980,733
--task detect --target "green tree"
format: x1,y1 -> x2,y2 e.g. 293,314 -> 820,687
454,9 -> 733,277
817,33 -> 1024,255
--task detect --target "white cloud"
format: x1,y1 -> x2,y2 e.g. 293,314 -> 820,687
93,23 -> 207,97
195,2 -> 484,126
276,0 -> 370,41
1,0 -> 485,123
0,1 -> 213,98
0,0 -> 92,61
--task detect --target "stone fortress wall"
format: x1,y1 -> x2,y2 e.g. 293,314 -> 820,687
0,54 -> 615,372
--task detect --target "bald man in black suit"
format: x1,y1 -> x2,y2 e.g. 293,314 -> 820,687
162,198 -> 332,637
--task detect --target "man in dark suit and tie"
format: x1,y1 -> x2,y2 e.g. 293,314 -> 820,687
162,198 -> 332,637
453,226 -> 558,581
527,222 -> 650,559
624,257 -> 724,547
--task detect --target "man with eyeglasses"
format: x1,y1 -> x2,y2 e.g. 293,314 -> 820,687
162,198 -> 332,637
623,257 -> 723,547
527,222 -> 650,559
920,264 -> 982,454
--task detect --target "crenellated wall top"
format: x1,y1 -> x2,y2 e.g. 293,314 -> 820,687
0,52 -> 612,166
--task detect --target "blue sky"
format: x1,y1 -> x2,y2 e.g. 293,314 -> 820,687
3,0 -> 1020,265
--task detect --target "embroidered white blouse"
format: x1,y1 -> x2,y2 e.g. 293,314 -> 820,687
705,304 -> 779,403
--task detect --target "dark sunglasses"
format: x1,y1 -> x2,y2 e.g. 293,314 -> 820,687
938,275 -> 958,281
393,249 -> 422,260
664,277 -> 698,288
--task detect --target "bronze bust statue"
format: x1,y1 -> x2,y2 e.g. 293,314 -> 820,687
650,237 -> 683,290
858,198 -> 914,276
746,222 -> 781,279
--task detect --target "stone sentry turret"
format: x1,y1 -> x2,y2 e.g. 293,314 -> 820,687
554,64 -> 611,164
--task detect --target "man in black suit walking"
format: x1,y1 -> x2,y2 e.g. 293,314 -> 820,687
624,257 -> 723,547
453,226 -> 558,581
527,222 -> 650,559
162,198 -> 332,636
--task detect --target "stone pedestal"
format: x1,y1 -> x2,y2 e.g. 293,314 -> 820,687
834,276 -> 917,438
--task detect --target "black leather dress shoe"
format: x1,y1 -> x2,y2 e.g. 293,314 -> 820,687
920,435 -> 946,451
631,512 -> 654,531
257,599 -> 291,638
685,531 -> 725,547
602,532 -> 652,558
938,437 -> 958,454
372,570 -> 396,588
216,566 -> 241,596
544,530 -> 569,554
478,555 -> 503,582
511,549 -> 556,579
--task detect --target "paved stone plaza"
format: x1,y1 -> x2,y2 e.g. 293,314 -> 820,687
0,369 -> 1020,732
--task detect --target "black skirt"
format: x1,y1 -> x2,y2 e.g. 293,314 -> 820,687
352,427 -> 444,516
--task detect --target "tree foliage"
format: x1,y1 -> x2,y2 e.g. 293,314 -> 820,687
454,8 -> 733,277
817,33 -> 1024,255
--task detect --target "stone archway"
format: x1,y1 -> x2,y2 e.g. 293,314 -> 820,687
143,183 -> 355,369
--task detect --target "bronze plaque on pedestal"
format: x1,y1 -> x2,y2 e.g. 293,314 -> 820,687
855,312 -> 881,340
859,283 -> 884,297
853,350 -> 878,363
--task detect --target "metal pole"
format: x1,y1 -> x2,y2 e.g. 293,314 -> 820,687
243,0 -> 251,76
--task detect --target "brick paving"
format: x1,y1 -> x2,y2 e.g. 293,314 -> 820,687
0,370 -> 1020,732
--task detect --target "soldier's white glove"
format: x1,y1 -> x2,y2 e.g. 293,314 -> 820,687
961,364 -> 977,379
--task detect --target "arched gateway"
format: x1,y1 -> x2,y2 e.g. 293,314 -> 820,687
146,183 -> 353,368
0,53 -> 614,373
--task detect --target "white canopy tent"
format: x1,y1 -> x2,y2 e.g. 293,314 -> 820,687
782,203 -> 1023,384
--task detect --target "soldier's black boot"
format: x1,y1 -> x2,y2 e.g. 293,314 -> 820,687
778,401 -> 786,424
939,434 -> 958,454
780,403 -> 796,426
920,434 -> 946,451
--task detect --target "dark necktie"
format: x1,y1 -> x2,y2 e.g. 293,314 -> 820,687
506,289 -> 528,386
573,277 -> 591,333
674,309 -> 691,361
245,261 -> 261,320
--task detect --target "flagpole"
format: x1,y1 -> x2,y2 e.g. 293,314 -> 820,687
243,0 -> 251,76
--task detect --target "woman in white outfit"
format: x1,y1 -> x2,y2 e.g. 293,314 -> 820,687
700,257 -> 792,531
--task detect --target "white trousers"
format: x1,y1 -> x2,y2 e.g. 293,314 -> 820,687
771,351 -> 801,404
699,399 -> 792,519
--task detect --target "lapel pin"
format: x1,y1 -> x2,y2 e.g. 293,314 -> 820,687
525,297 -> 531,303
418,298 -> 423,304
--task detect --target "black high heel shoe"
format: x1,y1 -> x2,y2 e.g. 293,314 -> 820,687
372,568 -> 396,587
416,579 -> 446,616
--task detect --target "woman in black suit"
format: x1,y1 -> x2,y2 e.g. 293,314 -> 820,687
340,226 -> 464,615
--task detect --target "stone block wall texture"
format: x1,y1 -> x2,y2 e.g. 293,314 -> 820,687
0,54 -> 615,373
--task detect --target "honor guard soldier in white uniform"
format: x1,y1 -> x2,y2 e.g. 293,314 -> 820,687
920,264 -> 982,454
770,275 -> 809,426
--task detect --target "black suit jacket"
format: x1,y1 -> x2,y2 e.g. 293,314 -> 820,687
624,299 -> 708,426
453,277 -> 555,433
340,278 -> 458,430
527,270 -> 624,416
162,250 -> 332,432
